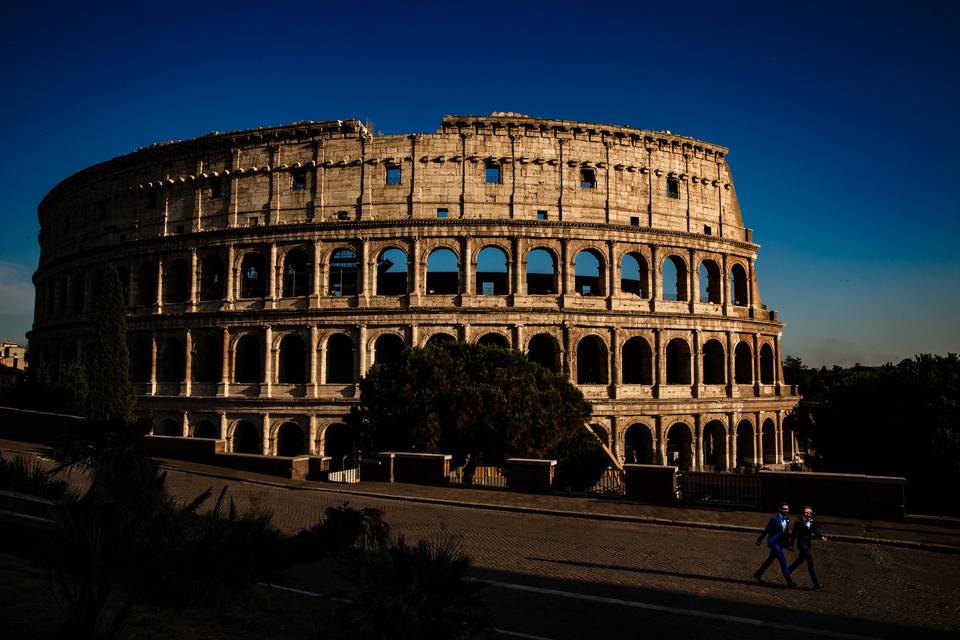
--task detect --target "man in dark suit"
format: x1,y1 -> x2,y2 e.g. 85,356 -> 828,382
753,502 -> 797,587
789,505 -> 827,589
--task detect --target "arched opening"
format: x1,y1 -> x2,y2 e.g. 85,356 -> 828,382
157,337 -> 185,382
702,339 -> 725,385
735,342 -> 753,384
128,333 -> 152,382
661,255 -> 688,301
155,418 -> 181,437
163,258 -> 190,303
703,420 -> 727,471
620,252 -> 648,298
232,420 -> 261,454
425,333 -> 456,347
191,334 -> 222,383
762,418 -> 777,465
731,264 -> 748,306
277,422 -> 306,457
136,262 -> 157,306
574,249 -> 604,296
325,333 -> 354,384
736,420 -> 755,467
240,252 -> 267,298
278,334 -> 307,384
665,338 -> 691,385
476,246 -> 509,295
234,335 -> 262,383
200,255 -> 224,300
477,333 -> 509,349
426,248 -> 459,295
193,420 -> 218,439
589,423 -> 609,447
699,259 -> 721,304
376,248 -> 408,296
282,248 -> 310,297
576,335 -> 608,385
324,423 -> 353,470
329,248 -> 358,297
621,337 -> 653,385
624,424 -> 653,464
665,423 -> 694,470
526,248 -> 557,295
760,344 -> 775,384
373,334 -> 404,368
70,273 -> 86,313
527,333 -> 559,372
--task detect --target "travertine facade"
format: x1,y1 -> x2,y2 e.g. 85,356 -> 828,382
31,114 -> 799,470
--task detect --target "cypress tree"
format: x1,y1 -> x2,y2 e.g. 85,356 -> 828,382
86,263 -> 135,423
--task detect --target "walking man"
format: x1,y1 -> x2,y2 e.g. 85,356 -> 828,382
789,505 -> 827,589
753,501 -> 797,587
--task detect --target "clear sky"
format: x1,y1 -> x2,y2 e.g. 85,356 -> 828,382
1,0 -> 957,367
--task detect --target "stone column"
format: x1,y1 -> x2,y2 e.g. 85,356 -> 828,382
263,325 -> 273,397
513,323 -> 524,351
219,328 -> 230,397
189,249 -> 199,311
182,411 -> 190,438
262,414 -> 271,455
510,236 -> 521,296
183,329 -> 192,396
359,238 -> 370,303
219,412 -> 228,441
308,414 -> 318,455
653,328 -> 663,398
727,412 -> 736,470
688,247 -> 697,312
694,414 -> 703,471
610,326 -> 620,396
726,330 -> 736,398
149,333 -> 158,396
755,411 -> 763,467
154,255 -> 164,314
225,245 -> 235,309
561,322 -> 571,376
776,410 -> 784,464
560,239 -> 570,297
309,325 -> 319,398
267,244 -> 278,309
311,240 -> 322,306
692,329 -> 702,397
607,239 -> 617,308
410,237 -> 421,304
753,333 -> 761,394
721,253 -> 730,315
655,416 -> 665,465
357,324 -> 368,378
462,236 -> 473,297
649,245 -> 659,312
748,257 -> 756,313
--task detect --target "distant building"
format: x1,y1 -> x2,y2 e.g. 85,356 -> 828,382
1,341 -> 26,370
0,364 -> 25,392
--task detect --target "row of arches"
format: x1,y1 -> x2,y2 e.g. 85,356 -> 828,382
129,328 -> 778,388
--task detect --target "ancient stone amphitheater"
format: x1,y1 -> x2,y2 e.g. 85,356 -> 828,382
32,113 -> 799,470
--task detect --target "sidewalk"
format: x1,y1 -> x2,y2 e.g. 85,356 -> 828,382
4,438 -> 957,552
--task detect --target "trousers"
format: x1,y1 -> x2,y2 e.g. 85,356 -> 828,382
788,546 -> 820,585
755,544 -> 792,583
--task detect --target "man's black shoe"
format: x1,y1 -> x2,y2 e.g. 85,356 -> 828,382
752,573 -> 763,584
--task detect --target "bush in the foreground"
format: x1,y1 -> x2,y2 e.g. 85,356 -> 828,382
290,502 -> 391,561
0,453 -> 74,500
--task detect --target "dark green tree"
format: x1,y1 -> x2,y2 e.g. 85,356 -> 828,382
348,342 -> 600,484
86,264 -> 135,423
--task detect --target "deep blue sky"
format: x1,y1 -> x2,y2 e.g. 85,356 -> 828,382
1,1 -> 957,366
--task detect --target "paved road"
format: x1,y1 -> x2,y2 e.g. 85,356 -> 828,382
160,468 -> 960,639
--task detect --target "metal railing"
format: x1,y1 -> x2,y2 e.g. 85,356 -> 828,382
448,465 -> 508,488
578,466 -> 625,496
678,470 -> 761,508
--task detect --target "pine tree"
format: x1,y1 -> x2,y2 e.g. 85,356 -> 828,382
86,263 -> 135,423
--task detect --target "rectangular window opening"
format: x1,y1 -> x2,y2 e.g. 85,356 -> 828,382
704,224 -> 712,235
248,216 -> 259,227
630,216 -> 640,226
291,169 -> 307,191
485,164 -> 502,185
336,211 -> 350,221
536,210 -> 548,221
147,190 -> 158,208
580,168 -> 596,189
210,178 -> 223,199
437,208 -> 449,219
666,178 -> 680,199
386,165 -> 401,186
482,281 -> 495,296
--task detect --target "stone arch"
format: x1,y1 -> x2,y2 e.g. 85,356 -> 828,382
760,343 -> 775,384
703,420 -> 727,470
622,336 -> 653,385
323,423 -> 353,470
526,247 -> 558,295
128,332 -> 152,382
239,251 -> 267,298
200,254 -> 225,301
527,333 -> 560,372
702,339 -> 725,385
665,422 -> 694,470
574,248 -> 605,296
232,420 -> 261,454
329,247 -> 359,297
157,336 -> 185,382
661,255 -> 688,301
589,423 -> 610,447
576,335 -> 608,385
155,417 -> 181,437
699,259 -> 722,304
731,263 -> 748,306
282,247 -> 311,297
278,333 -> 307,384
736,419 -> 755,467
735,341 -> 753,384
476,332 -> 510,349
191,333 -> 222,383
624,423 -> 654,464
620,252 -> 649,298
665,338 -> 691,385
135,261 -> 157,305
425,332 -> 456,347
163,258 -> 190,303
373,333 -> 405,368
325,332 -> 355,384
762,418 -> 777,465
192,419 -> 218,439
475,245 -> 509,295
426,247 -> 460,295
234,334 -> 262,383
276,421 -> 306,457
376,247 -> 408,295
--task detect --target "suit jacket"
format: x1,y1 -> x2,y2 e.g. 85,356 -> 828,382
757,514 -> 791,547
791,518 -> 823,548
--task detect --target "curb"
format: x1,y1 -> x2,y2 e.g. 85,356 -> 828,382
156,460 -> 960,555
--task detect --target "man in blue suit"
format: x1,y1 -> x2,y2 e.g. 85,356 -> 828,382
753,502 -> 797,587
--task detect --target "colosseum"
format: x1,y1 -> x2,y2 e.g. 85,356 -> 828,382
31,113 -> 799,471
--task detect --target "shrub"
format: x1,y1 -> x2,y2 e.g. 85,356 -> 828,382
0,453 -> 74,500
290,502 -> 391,562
